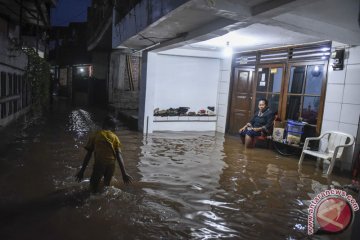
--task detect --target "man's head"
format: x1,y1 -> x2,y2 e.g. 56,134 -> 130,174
102,115 -> 117,131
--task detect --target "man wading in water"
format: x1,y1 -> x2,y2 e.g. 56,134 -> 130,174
75,115 -> 132,192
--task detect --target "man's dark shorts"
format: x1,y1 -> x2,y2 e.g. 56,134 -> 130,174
240,128 -> 262,137
90,162 -> 115,192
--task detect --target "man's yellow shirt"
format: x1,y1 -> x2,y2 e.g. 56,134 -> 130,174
85,130 -> 122,164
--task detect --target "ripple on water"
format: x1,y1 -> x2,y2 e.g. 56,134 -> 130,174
2,108 -> 353,240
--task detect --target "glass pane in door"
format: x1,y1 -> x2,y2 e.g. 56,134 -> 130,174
286,96 -> 301,120
235,71 -> 250,92
305,65 -> 324,95
288,66 -> 305,94
268,94 -> 280,114
269,68 -> 282,93
302,96 -> 320,124
256,68 -> 268,92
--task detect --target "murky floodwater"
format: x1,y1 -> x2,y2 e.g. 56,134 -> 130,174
0,100 -> 357,239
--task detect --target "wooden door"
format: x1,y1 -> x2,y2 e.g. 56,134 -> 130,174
228,68 -> 254,134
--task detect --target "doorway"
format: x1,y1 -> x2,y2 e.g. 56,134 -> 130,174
228,68 -> 255,134
228,43 -> 330,136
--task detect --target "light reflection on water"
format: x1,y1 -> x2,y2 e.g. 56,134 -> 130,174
0,104 -> 355,239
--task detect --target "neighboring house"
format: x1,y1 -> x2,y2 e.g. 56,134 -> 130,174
87,0 -> 141,111
0,0 -> 54,127
49,22 -> 92,105
110,0 -> 360,171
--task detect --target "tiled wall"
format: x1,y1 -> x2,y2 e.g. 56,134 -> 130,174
322,43 -> 360,170
216,58 -> 231,133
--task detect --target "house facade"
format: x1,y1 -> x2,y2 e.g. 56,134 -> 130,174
0,0 -> 54,127
109,0 -> 360,170
86,0 -> 142,111
49,22 -> 93,105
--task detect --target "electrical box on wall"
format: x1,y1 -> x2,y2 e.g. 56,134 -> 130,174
331,49 -> 345,70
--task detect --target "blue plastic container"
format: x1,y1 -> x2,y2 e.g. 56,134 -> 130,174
286,120 -> 305,134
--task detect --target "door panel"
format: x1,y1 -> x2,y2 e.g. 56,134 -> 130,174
228,68 -> 254,134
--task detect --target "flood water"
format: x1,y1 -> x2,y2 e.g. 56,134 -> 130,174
0,100 -> 356,239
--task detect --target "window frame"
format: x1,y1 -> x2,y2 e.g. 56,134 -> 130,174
281,60 -> 328,133
253,63 -> 286,116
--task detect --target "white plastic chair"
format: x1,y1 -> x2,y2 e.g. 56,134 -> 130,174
298,131 -> 355,175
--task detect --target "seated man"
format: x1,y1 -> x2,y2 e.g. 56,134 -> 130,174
239,98 -> 275,148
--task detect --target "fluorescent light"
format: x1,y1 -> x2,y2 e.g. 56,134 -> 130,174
223,41 -> 233,57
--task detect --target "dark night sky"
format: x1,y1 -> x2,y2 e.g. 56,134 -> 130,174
51,0 -> 92,26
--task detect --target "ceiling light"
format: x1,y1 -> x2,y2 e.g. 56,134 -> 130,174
223,41 -> 233,57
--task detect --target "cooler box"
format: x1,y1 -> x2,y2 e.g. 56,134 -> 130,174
286,120 -> 305,145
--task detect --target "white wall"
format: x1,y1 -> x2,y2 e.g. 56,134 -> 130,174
153,54 -> 219,111
152,120 -> 217,132
143,49 -> 229,133
322,42 -> 360,170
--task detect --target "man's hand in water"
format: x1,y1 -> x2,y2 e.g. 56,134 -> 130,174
75,169 -> 85,182
122,173 -> 133,184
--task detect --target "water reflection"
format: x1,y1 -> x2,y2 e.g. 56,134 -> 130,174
0,102 -> 355,239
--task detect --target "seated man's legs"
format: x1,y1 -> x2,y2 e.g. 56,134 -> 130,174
240,129 -> 261,148
245,134 -> 255,148
240,134 -> 245,144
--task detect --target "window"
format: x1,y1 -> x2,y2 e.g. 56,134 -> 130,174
253,62 -> 326,131
8,100 -> 13,115
8,73 -> 13,96
22,77 -> 26,107
13,100 -> 18,113
17,75 -> 21,94
1,103 -> 6,119
1,72 -> 6,97
13,74 -> 17,94
255,65 -> 284,114
285,64 -> 324,125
